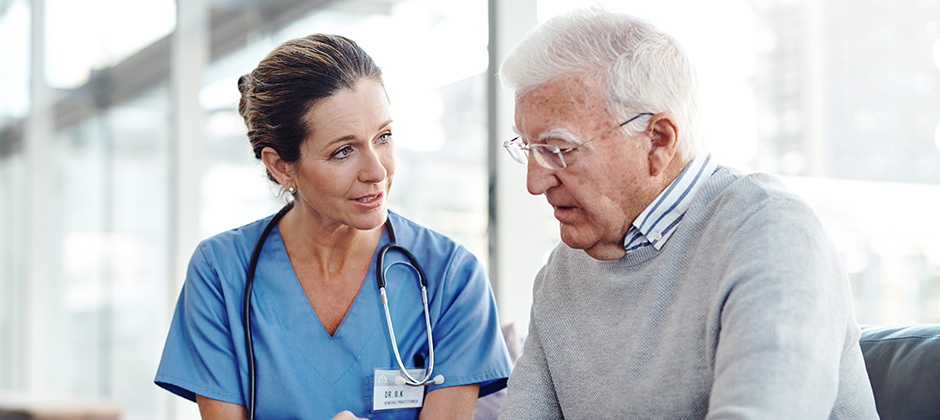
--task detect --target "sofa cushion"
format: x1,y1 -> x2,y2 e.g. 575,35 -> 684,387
859,324 -> 940,420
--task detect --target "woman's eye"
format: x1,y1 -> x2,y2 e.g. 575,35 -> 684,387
377,132 -> 393,144
332,145 -> 353,160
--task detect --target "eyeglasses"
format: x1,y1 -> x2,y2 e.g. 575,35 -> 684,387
503,112 -> 654,170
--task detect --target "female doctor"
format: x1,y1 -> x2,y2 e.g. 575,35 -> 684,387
154,34 -> 513,419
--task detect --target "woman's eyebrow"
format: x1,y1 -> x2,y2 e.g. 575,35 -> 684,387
324,134 -> 358,149
322,119 -> 395,149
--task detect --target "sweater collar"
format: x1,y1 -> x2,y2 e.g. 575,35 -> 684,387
623,154 -> 719,253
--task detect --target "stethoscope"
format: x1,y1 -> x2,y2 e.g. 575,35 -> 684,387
242,202 -> 443,419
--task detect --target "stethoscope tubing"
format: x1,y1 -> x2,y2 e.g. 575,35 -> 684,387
379,262 -> 436,386
243,202 -> 436,420
244,201 -> 293,420
377,219 -> 438,386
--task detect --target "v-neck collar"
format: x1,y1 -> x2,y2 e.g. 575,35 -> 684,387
252,224 -> 390,384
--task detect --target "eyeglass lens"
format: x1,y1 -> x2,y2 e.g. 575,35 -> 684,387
505,138 -> 570,169
506,139 -> 528,164
532,146 -> 565,169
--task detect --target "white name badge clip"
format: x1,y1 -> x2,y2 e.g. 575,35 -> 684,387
372,368 -> 426,411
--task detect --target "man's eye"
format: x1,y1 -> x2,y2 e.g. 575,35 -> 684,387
543,138 -> 577,149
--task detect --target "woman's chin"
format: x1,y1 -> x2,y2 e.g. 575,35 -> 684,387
351,208 -> 388,231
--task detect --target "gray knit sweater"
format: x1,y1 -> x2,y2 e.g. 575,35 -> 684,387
500,167 -> 879,419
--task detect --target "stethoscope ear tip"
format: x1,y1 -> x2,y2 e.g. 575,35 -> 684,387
432,375 -> 445,385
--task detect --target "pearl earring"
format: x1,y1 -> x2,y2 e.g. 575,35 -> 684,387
288,186 -> 295,194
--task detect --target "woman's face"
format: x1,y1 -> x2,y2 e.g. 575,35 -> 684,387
290,79 -> 396,231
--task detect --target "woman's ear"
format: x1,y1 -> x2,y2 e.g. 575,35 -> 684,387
646,112 -> 679,177
260,146 -> 294,189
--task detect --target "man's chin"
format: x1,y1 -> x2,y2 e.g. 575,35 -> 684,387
558,225 -> 590,250
559,225 -> 625,259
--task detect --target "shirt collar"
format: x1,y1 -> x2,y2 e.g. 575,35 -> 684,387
623,154 -> 718,252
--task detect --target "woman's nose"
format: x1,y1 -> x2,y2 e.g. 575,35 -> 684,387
360,148 -> 388,183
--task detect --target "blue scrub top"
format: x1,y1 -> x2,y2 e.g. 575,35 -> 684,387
155,210 -> 513,419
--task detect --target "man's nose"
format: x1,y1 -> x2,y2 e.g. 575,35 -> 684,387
526,159 -> 560,196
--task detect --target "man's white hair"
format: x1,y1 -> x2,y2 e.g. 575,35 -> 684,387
499,7 -> 703,160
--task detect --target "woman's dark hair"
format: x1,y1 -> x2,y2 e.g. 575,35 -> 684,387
237,34 -> 383,182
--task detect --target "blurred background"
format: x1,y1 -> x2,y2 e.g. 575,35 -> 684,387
1,0 -> 939,418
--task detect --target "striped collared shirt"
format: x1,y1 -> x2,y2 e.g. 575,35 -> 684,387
623,154 -> 719,253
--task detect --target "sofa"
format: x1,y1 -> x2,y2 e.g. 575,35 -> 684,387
859,324 -> 940,420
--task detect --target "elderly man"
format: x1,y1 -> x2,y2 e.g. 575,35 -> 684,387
497,7 -> 879,419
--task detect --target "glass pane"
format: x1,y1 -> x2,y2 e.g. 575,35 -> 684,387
104,85 -> 171,418
780,176 -> 940,324
0,154 -> 25,388
45,86 -> 171,418
200,61 -> 283,238
0,0 -> 30,122
49,117 -> 109,396
44,0 -> 175,88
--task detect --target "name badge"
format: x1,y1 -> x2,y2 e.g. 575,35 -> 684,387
372,368 -> 426,411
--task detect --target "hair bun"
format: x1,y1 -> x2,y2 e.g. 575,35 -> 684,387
238,73 -> 253,92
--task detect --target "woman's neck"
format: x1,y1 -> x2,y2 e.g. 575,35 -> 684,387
278,208 -> 385,278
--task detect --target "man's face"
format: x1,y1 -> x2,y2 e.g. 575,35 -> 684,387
514,77 -> 662,260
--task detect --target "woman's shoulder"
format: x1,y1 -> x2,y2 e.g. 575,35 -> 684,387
194,212 -> 277,261
386,212 -> 491,297
387,211 -> 460,249
386,210 -> 484,271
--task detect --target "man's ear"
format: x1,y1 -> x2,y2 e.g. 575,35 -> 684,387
646,112 -> 679,177
260,146 -> 294,189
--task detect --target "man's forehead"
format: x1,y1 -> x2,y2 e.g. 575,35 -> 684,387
514,82 -> 607,138
516,81 -> 607,126
518,77 -> 599,106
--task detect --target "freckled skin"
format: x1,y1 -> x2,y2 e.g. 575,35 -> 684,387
515,76 -> 683,260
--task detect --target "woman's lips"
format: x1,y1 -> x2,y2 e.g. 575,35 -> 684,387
352,192 -> 384,210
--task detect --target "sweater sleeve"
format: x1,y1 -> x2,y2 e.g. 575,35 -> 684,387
499,306 -> 563,419
705,197 -> 853,419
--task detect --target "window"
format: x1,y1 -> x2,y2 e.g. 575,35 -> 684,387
0,0 -> 29,122
44,0 -> 175,88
